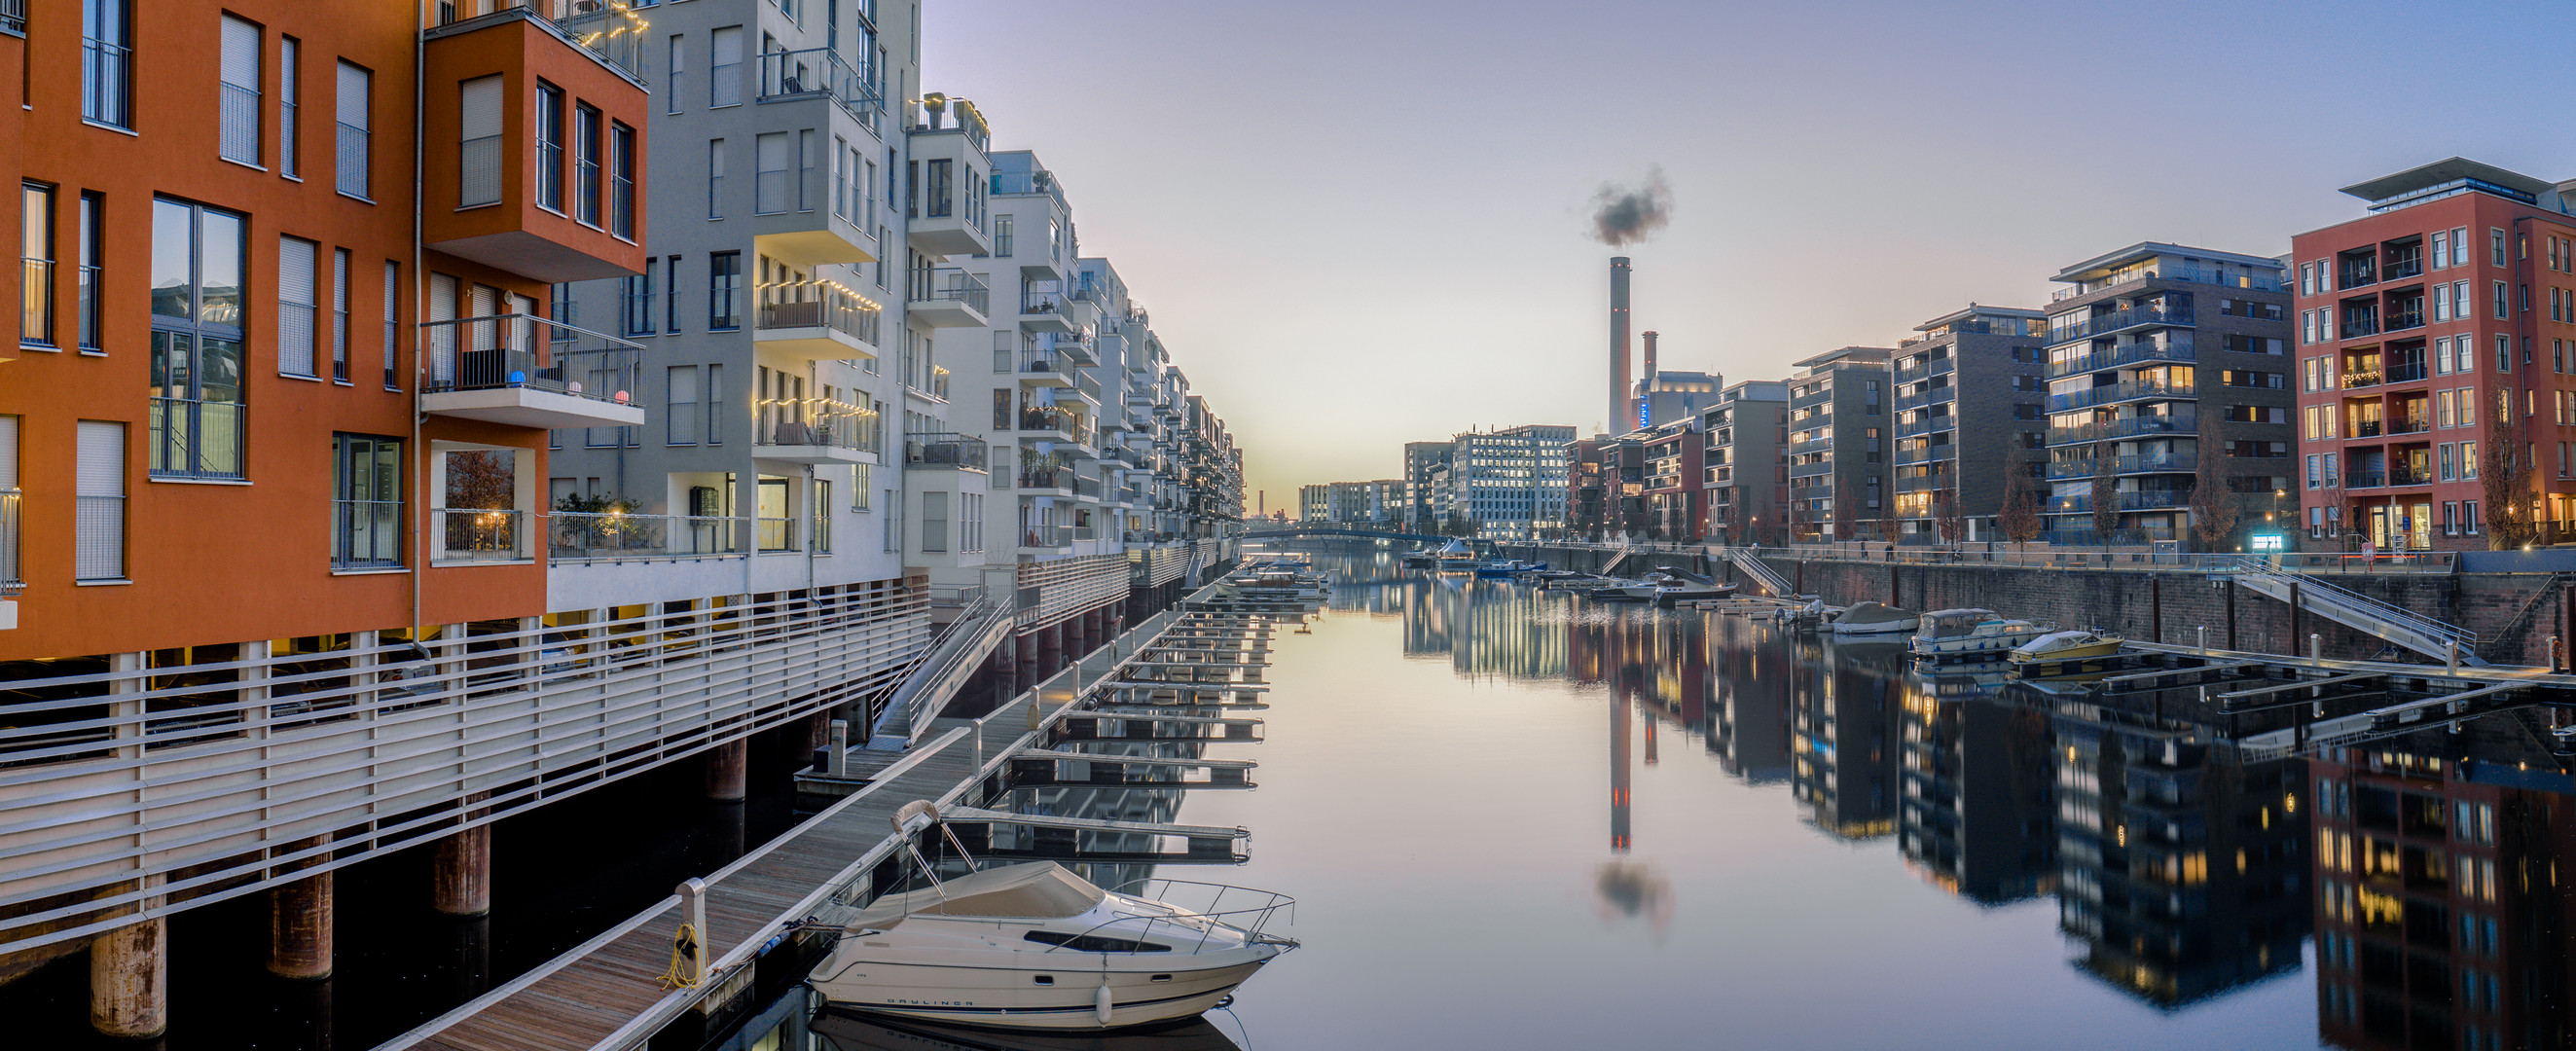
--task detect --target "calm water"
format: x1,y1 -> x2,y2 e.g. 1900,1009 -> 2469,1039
1148,544 -> 2570,1051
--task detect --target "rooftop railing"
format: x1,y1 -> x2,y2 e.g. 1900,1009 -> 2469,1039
420,312 -> 644,406
2048,304 -> 2195,344
991,167 -> 1068,210
2050,263 -> 2287,302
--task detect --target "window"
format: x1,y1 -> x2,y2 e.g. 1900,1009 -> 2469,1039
666,35 -> 685,115
150,199 -> 247,480
2492,228 -> 2507,267
706,364 -> 724,444
994,214 -> 1013,257
2463,500 -> 2480,534
336,61 -> 372,199
2431,232 -> 2448,270
2440,443 -> 2456,481
279,38 -> 300,178
920,489 -> 948,552
77,420 -> 127,580
20,184 -> 53,348
708,251 -> 742,329
2462,441 -> 2479,479
575,103 -> 602,227
925,158 -> 953,218
534,82 -> 564,212
459,79 -> 503,208
2439,389 -> 2455,428
331,247 -> 349,381
852,463 -> 871,511
82,0 -> 133,128
2452,228 -> 2469,268
754,131 -> 789,214
2437,337 -> 2453,375
219,16 -> 262,165
832,135 -> 850,219
381,261 -> 400,388
332,434 -> 402,568
611,122 -> 635,239
667,365 -> 698,445
2300,263 -> 2314,296
2445,502 -> 2458,535
711,27 -> 743,107
2458,387 -> 2477,428
665,254 -> 682,333
77,193 -> 102,351
797,129 -> 817,212
707,138 -> 725,219
438,448 -> 524,561
2498,334 -> 2513,374
624,258 -> 656,337
277,236 -> 318,377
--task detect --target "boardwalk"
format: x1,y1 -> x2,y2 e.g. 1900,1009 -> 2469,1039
381,604 -> 1229,1051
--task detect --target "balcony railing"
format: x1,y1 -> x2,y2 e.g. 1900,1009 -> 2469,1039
1073,476 -> 1103,500
2383,310 -> 2424,333
2047,453 -> 2195,480
903,433 -> 990,470
2050,263 -> 2286,301
2340,316 -> 2378,340
755,46 -> 884,126
757,405 -> 880,453
2389,464 -> 2432,487
420,313 -> 643,406
2339,265 -> 2376,290
2048,413 -> 2196,446
2341,370 -> 2381,389
2048,339 -> 2195,379
991,166 -> 1068,209
1,489 -> 20,597
2385,361 -> 2427,383
550,512 -> 744,562
1018,347 -> 1075,379
436,508 -> 530,562
2048,304 -> 2195,344
2387,417 -> 2432,436
757,290 -> 882,346
332,498 -> 403,569
2047,378 -> 2196,413
2049,490 -> 2192,513
1018,466 -> 1070,490
2,0 -> 26,37
1894,357 -> 1956,385
2345,470 -> 2386,489
1894,386 -> 1953,412
2383,256 -> 2423,282
1022,282 -> 1067,316
1897,414 -> 1952,438
1021,524 -> 1067,548
1019,406 -> 1078,435
754,517 -> 797,553
907,267 -> 989,314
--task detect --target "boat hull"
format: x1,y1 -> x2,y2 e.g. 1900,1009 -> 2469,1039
815,952 -> 1277,1031
2008,641 -> 2122,664
1830,620 -> 1916,635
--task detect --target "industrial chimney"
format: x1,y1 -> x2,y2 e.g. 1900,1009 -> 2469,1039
1609,258 -> 1632,436
1639,330 -> 1659,429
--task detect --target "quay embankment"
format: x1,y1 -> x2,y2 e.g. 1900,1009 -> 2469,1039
1499,542 -> 2572,667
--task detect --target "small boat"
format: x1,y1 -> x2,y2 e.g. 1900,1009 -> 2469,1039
1431,539 -> 1479,573
1773,598 -> 1828,632
1398,545 -> 1440,567
1908,608 -> 2050,658
813,1010 -> 1247,1051
2009,629 -> 2125,666
1471,560 -> 1546,578
1828,601 -> 1918,635
808,803 -> 1297,1031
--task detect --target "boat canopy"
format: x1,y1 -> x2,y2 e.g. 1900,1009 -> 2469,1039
850,861 -> 1107,927
1835,601 -> 1914,626
1921,609 -> 2000,635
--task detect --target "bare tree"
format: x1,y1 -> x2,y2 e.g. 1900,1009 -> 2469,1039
2189,445 -> 2241,552
1832,500 -> 1858,544
1935,470 -> 1968,545
2089,437 -> 2119,546
2482,400 -> 2532,549
1999,451 -> 2043,547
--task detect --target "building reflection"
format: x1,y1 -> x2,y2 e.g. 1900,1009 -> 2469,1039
1899,686 -> 2056,905
1707,615 -> 1795,783
1791,641 -> 1907,840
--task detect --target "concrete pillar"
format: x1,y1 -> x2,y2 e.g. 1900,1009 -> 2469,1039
1016,632 -> 1039,680
89,912 -> 166,1038
704,738 -> 748,802
268,835 -> 333,980
1037,623 -> 1064,672
433,795 -> 492,917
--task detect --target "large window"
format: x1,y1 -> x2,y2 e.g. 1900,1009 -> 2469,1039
219,16 -> 262,165
924,158 -> 952,218
332,434 -> 401,568
534,82 -> 564,212
77,193 -> 102,351
711,27 -> 743,107
277,236 -> 318,377
82,0 -> 132,128
611,122 -> 635,239
336,61 -> 372,199
666,365 -> 698,445
150,199 -> 248,480
331,248 -> 349,381
20,184 -> 52,348
666,34 -> 685,115
754,131 -> 788,214
381,261 -> 400,388
459,75 -> 503,207
279,37 -> 300,179
439,448 -> 525,561
575,103 -> 602,226
623,257 -> 656,337
76,420 -> 126,581
708,251 -> 742,329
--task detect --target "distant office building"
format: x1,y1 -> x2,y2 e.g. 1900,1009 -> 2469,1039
1449,425 -> 1576,538
1703,381 -> 1791,545
1400,442 -> 1453,530
2044,242 -> 2295,547
1891,306 -> 2047,543
1298,485 -> 1329,522
2292,158 -> 2576,550
1637,370 -> 1723,430
1786,347 -> 1895,539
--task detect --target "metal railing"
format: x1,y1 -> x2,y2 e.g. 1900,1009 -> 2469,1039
906,268 -> 989,315
541,0 -> 646,79
2385,361 -> 2427,383
755,46 -> 883,125
419,313 -> 644,406
1018,466 -> 1070,490
1019,406 -> 1076,434
1022,524 -> 1067,548
2048,378 -> 2196,413
904,434 -> 990,470
436,507 -> 530,562
2049,304 -> 2194,344
2050,490 -> 2192,513
332,498 -> 403,569
2050,263 -> 2285,301
2048,339 -> 2195,379
991,166 -> 1068,209
148,397 -> 247,481
2383,256 -> 2423,281
1893,357 -> 1955,384
2340,266 -> 2376,290
2342,370 -> 2381,389
335,121 -> 369,198
0,489 -> 20,596
2048,453 -> 2193,479
757,406 -> 880,454
82,35 -> 130,127
757,292 -> 883,346
2344,470 -> 2386,489
1021,283 -> 1066,316
2231,557 -> 2476,657
755,516 -> 797,553
1018,347 -> 1075,379
0,0 -> 19,33
550,512 -> 744,561
2048,413 -> 2196,445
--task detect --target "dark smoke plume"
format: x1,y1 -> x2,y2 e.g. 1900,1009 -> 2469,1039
1589,166 -> 1673,247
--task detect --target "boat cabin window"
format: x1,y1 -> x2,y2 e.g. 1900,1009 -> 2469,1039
1033,975 -> 1053,985
1023,930 -> 1172,953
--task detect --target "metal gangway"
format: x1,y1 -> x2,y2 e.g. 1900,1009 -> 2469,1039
866,584 -> 1018,748
1722,546 -> 1796,598
2228,558 -> 2485,667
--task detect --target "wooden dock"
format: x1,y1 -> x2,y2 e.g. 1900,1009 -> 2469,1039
379,576 -> 1319,1051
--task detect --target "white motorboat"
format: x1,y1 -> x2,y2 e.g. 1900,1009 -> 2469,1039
1908,608 -> 2050,658
809,803 -> 1297,1031
2008,629 -> 2125,666
1828,601 -> 1918,635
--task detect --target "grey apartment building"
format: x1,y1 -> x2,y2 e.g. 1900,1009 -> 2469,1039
2042,244 -> 2296,545
1786,346 -> 1894,539
1891,306 -> 2047,542
1702,380 -> 1789,544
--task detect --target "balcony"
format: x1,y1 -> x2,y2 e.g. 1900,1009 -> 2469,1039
2048,304 -> 2195,345
418,315 -> 646,430
2341,370 -> 2381,389
1018,346 -> 1077,385
905,113 -> 994,257
1020,283 -> 1074,334
1073,476 -> 1105,502
903,434 -> 990,471
905,268 -> 989,328
549,512 -> 744,562
421,8 -> 649,283
1895,385 -> 1954,413
1898,413 -> 1952,438
2389,463 -> 2433,488
2383,309 -> 2425,334
1019,524 -> 1070,552
756,46 -> 884,128
435,508 -> 532,562
2047,453 -> 2195,480
2339,264 -> 2376,290
2345,470 -> 2386,489
754,289 -> 882,360
2048,413 -> 2196,446
2047,378 -> 2196,413
2387,416 -> 2432,436
2340,314 -> 2378,340
2048,339 -> 2195,379
2050,490 -> 2192,514
2385,361 -> 2428,384
753,406 -> 880,465
1894,445 -> 1953,465
1017,465 -> 1073,495
1894,357 -> 1956,385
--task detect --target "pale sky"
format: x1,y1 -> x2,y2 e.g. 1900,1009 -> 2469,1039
924,0 -> 2576,513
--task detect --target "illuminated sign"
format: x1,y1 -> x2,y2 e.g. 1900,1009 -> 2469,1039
2249,531 -> 2288,552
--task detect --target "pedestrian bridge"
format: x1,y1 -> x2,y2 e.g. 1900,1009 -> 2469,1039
1240,526 -> 1455,544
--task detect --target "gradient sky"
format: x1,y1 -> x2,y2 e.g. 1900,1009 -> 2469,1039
924,0 -> 2576,512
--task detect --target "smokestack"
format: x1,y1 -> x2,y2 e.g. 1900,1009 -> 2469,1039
1610,258 -> 1631,436
1637,331 -> 1658,430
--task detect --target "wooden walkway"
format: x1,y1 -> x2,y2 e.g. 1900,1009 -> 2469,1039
380,610 -> 1195,1051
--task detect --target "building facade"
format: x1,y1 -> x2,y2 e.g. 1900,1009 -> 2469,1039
2044,242 -> 2295,547
1400,440 -> 1453,531
1785,346 -> 1893,540
1701,380 -> 1789,545
1447,424 -> 1574,539
1892,306 -> 2045,543
1639,418 -> 1705,541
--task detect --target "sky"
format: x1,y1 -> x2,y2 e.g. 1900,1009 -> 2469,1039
924,0 -> 2576,513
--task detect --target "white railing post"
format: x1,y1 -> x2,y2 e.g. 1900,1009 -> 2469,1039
828,719 -> 849,777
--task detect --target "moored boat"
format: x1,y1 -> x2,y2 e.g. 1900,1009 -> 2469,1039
1908,608 -> 2050,658
1828,601 -> 1918,635
2008,629 -> 2125,665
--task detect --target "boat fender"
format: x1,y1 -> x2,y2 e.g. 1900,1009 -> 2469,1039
1095,980 -> 1115,1024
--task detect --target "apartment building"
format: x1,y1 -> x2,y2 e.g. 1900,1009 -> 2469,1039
1565,436 -> 1638,540
2043,242 -> 2294,547
1891,306 -> 2046,543
1448,424 -> 1574,539
1638,417 -> 1705,541
1785,346 -> 1893,539
1400,440 -> 1452,531
2291,158 -> 2576,550
1701,380 -> 1789,545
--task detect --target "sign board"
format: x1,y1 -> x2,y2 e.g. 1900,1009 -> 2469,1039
2249,532 -> 2288,552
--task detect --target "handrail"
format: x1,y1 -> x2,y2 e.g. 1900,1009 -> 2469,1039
2230,557 -> 2475,652
865,591 -> 1013,746
1040,879 -> 1297,956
